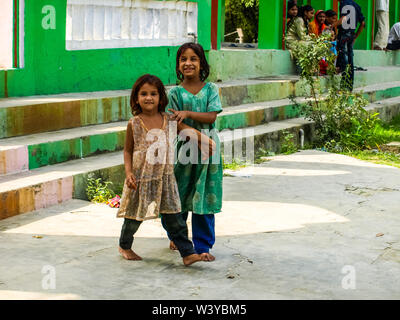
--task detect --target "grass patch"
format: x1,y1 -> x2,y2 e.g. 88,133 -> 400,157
375,114 -> 400,143
222,157 -> 248,171
342,150 -> 400,169
341,115 -> 400,169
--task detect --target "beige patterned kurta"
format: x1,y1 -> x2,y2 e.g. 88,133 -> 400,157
117,112 -> 181,221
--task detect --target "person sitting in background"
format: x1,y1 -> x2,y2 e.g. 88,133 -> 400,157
285,5 -> 314,74
323,9 -> 338,40
309,10 -> 327,37
286,0 -> 298,26
386,22 -> 400,50
285,5 -> 314,52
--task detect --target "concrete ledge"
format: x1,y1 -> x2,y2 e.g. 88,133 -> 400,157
208,49 -> 400,82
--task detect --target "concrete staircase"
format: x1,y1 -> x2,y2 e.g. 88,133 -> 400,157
1,52 -> 400,220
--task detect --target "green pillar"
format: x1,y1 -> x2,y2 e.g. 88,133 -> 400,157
258,0 -> 283,49
220,0 -> 225,44
390,0 -> 400,27
216,0 -> 223,49
353,0 -> 373,50
197,0 -> 212,51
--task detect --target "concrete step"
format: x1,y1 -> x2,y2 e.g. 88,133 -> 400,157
0,117 -> 315,220
0,121 -> 127,175
0,151 -> 124,220
1,66 -> 399,139
3,92 -> 400,176
0,90 -> 131,139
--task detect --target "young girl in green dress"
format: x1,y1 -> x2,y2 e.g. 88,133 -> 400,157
166,43 -> 223,262
117,74 -> 215,266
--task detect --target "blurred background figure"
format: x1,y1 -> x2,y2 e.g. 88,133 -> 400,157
386,22 -> 400,50
324,9 -> 338,40
309,10 -> 327,37
374,0 -> 390,50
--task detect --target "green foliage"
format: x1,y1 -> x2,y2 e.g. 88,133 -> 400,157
222,156 -> 248,170
280,130 -> 298,154
375,115 -> 400,142
225,0 -> 259,43
343,150 -> 400,169
291,33 -> 337,81
86,177 -> 115,203
290,34 -> 384,152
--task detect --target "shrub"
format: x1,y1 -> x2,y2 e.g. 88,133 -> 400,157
290,34 -> 383,152
86,177 -> 115,203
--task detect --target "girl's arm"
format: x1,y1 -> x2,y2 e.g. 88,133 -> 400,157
124,120 -> 137,190
168,109 -> 217,124
169,83 -> 222,124
177,122 -> 216,160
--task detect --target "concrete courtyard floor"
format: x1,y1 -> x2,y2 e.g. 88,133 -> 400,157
1,150 -> 400,300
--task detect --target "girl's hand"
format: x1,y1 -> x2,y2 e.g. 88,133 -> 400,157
200,137 -> 216,161
126,173 -> 137,190
168,109 -> 191,124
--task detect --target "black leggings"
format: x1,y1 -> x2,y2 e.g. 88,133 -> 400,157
119,214 -> 196,258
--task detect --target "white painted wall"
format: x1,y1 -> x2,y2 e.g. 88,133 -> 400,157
0,0 -> 14,69
66,0 -> 198,50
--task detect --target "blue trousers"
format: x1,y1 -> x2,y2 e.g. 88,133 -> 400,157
163,212 -> 215,254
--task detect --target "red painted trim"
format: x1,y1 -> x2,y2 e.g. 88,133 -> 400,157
211,0 -> 219,50
282,0 -> 287,50
13,0 -> 18,68
333,0 -> 338,13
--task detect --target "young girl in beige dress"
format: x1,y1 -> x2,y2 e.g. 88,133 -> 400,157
117,74 -> 215,266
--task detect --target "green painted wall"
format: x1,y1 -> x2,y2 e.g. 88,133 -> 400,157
258,0 -> 283,49
389,0 -> 400,27
0,0 -> 212,98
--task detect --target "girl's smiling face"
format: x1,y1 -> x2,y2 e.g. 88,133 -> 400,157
136,83 -> 160,114
178,48 -> 201,80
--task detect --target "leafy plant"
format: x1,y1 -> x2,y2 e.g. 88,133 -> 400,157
222,156 -> 248,170
225,0 -> 259,43
280,130 -> 298,154
290,34 -> 384,152
86,177 -> 115,203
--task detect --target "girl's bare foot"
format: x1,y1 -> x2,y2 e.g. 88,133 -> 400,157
119,247 -> 142,260
182,254 -> 203,266
169,241 -> 178,250
200,252 -> 215,262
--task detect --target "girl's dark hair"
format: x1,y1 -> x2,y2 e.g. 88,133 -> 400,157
130,74 -> 168,116
325,9 -> 337,18
287,0 -> 297,17
176,42 -> 210,82
287,0 -> 298,28
298,5 -> 314,30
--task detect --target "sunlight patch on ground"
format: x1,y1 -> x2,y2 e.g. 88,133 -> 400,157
228,166 -> 351,177
216,201 -> 349,236
0,290 -> 80,300
265,151 -> 398,169
1,199 -> 349,238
